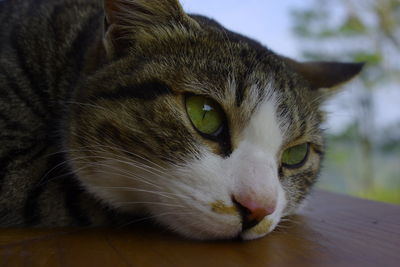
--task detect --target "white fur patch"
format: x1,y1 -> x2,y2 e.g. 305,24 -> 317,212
234,94 -> 287,239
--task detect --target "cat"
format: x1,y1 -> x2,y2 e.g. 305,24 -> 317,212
0,0 -> 363,240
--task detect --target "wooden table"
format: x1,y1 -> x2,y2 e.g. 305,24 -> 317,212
1,191 -> 399,267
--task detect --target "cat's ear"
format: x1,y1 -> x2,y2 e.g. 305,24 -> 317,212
284,58 -> 364,91
103,0 -> 198,59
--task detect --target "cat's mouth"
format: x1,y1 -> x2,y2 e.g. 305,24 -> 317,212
208,199 -> 278,240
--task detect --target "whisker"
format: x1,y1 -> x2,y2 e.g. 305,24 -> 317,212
116,201 -> 185,208
66,149 -> 177,182
89,143 -> 170,171
72,160 -> 164,190
37,158 -> 77,186
118,211 -> 195,228
92,186 -> 188,200
64,100 -> 108,111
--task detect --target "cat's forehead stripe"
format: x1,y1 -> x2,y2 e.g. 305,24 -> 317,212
234,77 -> 245,107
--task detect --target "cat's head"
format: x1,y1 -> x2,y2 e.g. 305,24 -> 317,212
65,0 -> 363,240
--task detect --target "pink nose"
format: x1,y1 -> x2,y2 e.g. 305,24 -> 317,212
233,196 -> 276,230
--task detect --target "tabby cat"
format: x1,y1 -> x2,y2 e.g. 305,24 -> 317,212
0,0 -> 363,240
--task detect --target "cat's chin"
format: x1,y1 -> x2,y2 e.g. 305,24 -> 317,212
240,218 -> 279,240
158,215 -> 243,241
158,214 -> 280,241
168,222 -> 276,241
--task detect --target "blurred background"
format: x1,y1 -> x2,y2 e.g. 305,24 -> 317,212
181,0 -> 400,204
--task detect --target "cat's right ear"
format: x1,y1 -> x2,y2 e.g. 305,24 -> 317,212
283,57 -> 364,93
103,0 -> 199,59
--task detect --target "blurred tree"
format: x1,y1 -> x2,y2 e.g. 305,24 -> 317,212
291,0 -> 400,194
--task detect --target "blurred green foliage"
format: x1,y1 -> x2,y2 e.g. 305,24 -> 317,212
320,132 -> 400,204
291,0 -> 400,204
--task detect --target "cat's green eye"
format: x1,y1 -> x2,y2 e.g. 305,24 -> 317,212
281,143 -> 309,168
185,95 -> 224,136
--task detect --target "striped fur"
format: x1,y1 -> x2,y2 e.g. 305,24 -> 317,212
0,0 -> 362,239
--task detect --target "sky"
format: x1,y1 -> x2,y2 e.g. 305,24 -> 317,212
180,0 -> 303,58
181,0 -> 400,133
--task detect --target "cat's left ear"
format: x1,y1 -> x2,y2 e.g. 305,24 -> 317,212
284,58 -> 364,92
103,0 -> 199,59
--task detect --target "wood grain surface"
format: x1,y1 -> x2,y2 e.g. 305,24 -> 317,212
0,190 -> 399,267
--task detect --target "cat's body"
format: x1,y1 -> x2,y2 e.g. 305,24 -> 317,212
0,0 -> 362,240
0,0 -> 114,227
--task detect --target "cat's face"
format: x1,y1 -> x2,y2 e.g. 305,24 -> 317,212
65,0 -> 362,240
